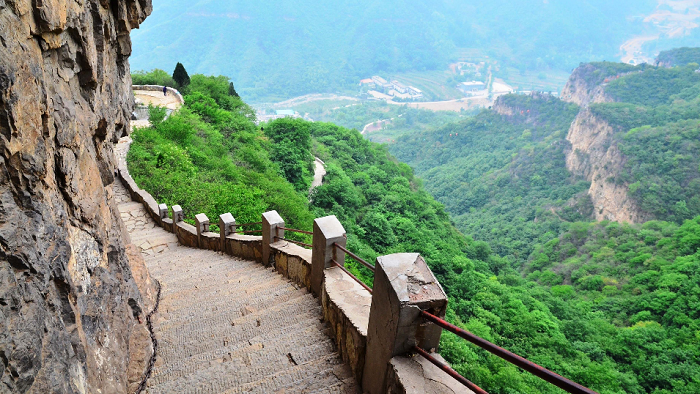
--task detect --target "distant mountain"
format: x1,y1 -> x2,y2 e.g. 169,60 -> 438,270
391,49 -> 700,262
130,0 -> 657,101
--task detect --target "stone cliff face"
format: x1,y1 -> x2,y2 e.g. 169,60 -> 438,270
565,110 -> 648,224
560,64 -> 614,107
560,63 -> 653,224
0,0 -> 153,392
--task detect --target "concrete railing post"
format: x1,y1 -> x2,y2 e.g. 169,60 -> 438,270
262,211 -> 284,266
159,203 -> 173,231
219,213 -> 236,253
172,205 -> 184,223
195,213 -> 210,248
362,253 -> 448,394
311,215 -> 346,296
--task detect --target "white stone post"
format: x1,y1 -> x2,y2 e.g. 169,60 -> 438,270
362,253 -> 448,394
219,213 -> 236,253
262,211 -> 284,266
195,213 -> 210,248
172,205 -> 184,223
311,215 -> 346,296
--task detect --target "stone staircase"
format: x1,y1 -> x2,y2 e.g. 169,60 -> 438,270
115,182 -> 357,393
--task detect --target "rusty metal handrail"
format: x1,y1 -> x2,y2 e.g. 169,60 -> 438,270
278,226 -> 313,235
333,243 -> 375,272
420,311 -> 598,394
234,230 -> 263,234
237,221 -> 263,227
412,346 -> 488,394
274,236 -> 312,249
331,259 -> 373,293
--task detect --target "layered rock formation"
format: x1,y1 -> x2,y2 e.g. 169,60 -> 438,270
0,0 -> 153,392
560,64 -> 652,224
564,110 -> 648,223
560,63 -> 614,107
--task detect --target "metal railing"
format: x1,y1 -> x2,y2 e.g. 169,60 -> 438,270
412,346 -> 487,394
330,259 -> 373,293
330,242 -> 375,292
333,243 -> 375,272
278,226 -> 313,235
419,311 -> 598,394
274,226 -> 313,249
234,221 -> 263,234
274,236 -> 313,249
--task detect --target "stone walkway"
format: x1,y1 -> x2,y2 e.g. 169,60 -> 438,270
115,144 -> 357,393
310,158 -> 326,193
134,89 -> 183,111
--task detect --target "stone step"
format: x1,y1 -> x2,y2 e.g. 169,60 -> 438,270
152,323 -> 337,386
154,294 -> 322,362
155,272 -> 299,313
149,352 -> 348,394
111,170 -> 357,393
220,353 -> 351,394
156,283 -> 307,333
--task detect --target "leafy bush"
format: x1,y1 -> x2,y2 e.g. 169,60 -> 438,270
128,74 -> 314,232
131,69 -> 176,88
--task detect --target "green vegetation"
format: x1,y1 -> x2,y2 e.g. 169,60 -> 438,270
128,75 -> 314,231
131,68 -> 176,88
392,94 -> 586,260
387,57 -> 700,392
587,63 -> 700,223
307,121 -> 471,285
605,64 -> 700,106
617,120 -> 700,223
515,218 -> 700,394
656,47 -> 700,67
172,62 -> 191,89
130,0 -> 656,101
302,114 -> 700,394
129,66 -> 700,393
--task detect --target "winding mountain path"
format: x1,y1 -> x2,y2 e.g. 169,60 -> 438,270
115,140 -> 356,393
310,158 -> 326,192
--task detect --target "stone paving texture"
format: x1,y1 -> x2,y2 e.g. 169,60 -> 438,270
115,144 -> 357,393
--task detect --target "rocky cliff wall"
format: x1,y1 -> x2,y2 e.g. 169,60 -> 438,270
0,0 -> 153,392
560,64 -> 614,107
565,110 -> 648,224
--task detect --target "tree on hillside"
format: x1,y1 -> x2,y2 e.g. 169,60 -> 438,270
228,82 -> 240,98
172,63 -> 190,88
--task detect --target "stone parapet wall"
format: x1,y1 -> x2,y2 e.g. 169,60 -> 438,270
322,267 -> 371,383
132,85 -> 185,106
117,137 -> 465,394
117,139 -> 264,262
386,355 -> 466,394
271,241 -> 313,288
226,235 -> 263,262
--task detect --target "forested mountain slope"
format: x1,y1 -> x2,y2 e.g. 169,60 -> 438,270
130,70 -> 700,393
392,50 -> 700,263
130,0 -> 656,101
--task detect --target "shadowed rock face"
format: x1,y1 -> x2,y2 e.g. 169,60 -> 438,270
0,0 -> 152,392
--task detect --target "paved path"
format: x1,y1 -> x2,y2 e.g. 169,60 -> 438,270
115,142 -> 356,393
134,89 -> 183,111
132,88 -> 184,130
310,158 -> 326,192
